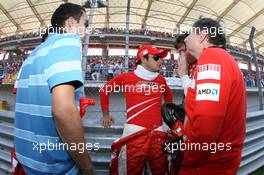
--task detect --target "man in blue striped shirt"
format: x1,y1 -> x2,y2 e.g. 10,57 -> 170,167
14,3 -> 94,174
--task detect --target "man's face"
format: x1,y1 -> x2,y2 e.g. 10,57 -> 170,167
177,45 -> 186,56
184,29 -> 203,59
177,44 -> 197,65
67,11 -> 88,38
142,54 -> 163,72
75,12 -> 88,38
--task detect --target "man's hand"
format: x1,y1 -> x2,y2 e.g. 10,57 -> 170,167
101,111 -> 115,128
177,52 -> 188,77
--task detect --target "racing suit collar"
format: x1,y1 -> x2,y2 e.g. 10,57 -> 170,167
134,65 -> 159,80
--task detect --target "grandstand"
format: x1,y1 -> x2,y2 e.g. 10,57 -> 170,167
0,0 -> 264,175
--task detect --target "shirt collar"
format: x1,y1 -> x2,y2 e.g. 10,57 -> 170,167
134,65 -> 159,80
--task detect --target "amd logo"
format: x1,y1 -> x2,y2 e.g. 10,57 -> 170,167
198,88 -> 218,95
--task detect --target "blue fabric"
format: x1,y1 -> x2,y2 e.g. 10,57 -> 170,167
14,33 -> 83,174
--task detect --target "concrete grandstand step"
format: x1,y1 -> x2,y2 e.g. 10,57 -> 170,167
93,161 -> 110,173
0,149 -> 11,164
0,123 -> 14,139
0,135 -> 13,150
84,125 -> 116,174
95,169 -> 109,175
90,151 -> 111,162
0,161 -> 11,175
84,125 -> 123,136
0,169 -> 10,175
85,136 -> 118,150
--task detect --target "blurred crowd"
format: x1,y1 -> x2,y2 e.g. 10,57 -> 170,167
0,28 -> 264,87
0,28 -> 263,60
0,54 -> 264,87
0,32 -> 40,42
0,58 -> 23,84
0,27 -> 174,42
227,45 -> 264,60
91,28 -> 174,38
85,57 -> 264,88
241,69 -> 264,88
85,56 -> 178,81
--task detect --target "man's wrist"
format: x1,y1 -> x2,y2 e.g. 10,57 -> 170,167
102,111 -> 110,117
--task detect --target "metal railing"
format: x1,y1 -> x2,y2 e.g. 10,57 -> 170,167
0,110 -> 264,175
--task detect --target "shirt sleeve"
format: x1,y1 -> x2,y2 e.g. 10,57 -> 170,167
180,75 -> 193,96
183,51 -> 231,168
100,74 -> 125,112
163,78 -> 173,102
44,34 -> 83,91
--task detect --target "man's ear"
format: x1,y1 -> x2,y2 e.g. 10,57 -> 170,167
65,16 -> 75,31
141,56 -> 147,64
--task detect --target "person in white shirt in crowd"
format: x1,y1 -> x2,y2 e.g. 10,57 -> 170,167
114,61 -> 123,77
91,60 -> 102,81
107,60 -> 115,80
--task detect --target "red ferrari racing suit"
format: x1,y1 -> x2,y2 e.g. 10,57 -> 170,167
100,65 -> 173,175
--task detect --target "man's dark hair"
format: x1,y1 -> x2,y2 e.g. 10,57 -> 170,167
51,3 -> 86,33
175,33 -> 189,50
192,18 -> 226,49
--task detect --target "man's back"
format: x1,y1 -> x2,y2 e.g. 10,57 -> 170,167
184,48 -> 246,173
14,33 -> 83,174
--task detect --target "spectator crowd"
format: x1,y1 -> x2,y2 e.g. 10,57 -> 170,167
84,56 -> 179,81
0,28 -> 263,87
0,57 -> 24,84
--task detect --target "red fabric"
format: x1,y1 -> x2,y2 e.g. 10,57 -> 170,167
171,120 -> 184,138
181,48 -> 246,174
136,45 -> 169,61
100,72 -> 173,129
110,130 -> 171,175
11,148 -> 26,175
12,87 -> 17,94
109,129 -> 150,175
79,98 -> 95,118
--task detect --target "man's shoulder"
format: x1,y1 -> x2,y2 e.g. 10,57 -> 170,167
156,74 -> 167,82
49,33 -> 81,40
46,33 -> 81,49
116,71 -> 133,78
203,47 -> 231,59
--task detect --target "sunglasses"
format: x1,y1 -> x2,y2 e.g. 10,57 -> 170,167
151,54 -> 162,61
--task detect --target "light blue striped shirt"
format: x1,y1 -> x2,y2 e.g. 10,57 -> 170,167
14,33 -> 83,175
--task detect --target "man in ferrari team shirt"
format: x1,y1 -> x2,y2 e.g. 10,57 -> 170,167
99,45 -> 173,175
177,18 -> 246,175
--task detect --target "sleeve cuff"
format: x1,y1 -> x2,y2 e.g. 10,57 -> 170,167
180,75 -> 192,96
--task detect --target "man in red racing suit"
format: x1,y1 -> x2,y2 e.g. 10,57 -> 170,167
100,45 -> 173,175
178,18 -> 246,175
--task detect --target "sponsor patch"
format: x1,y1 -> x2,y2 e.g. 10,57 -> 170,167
197,64 -> 221,80
196,83 -> 220,101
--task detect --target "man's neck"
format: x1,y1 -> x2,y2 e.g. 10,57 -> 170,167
141,64 -> 152,72
134,65 -> 159,80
